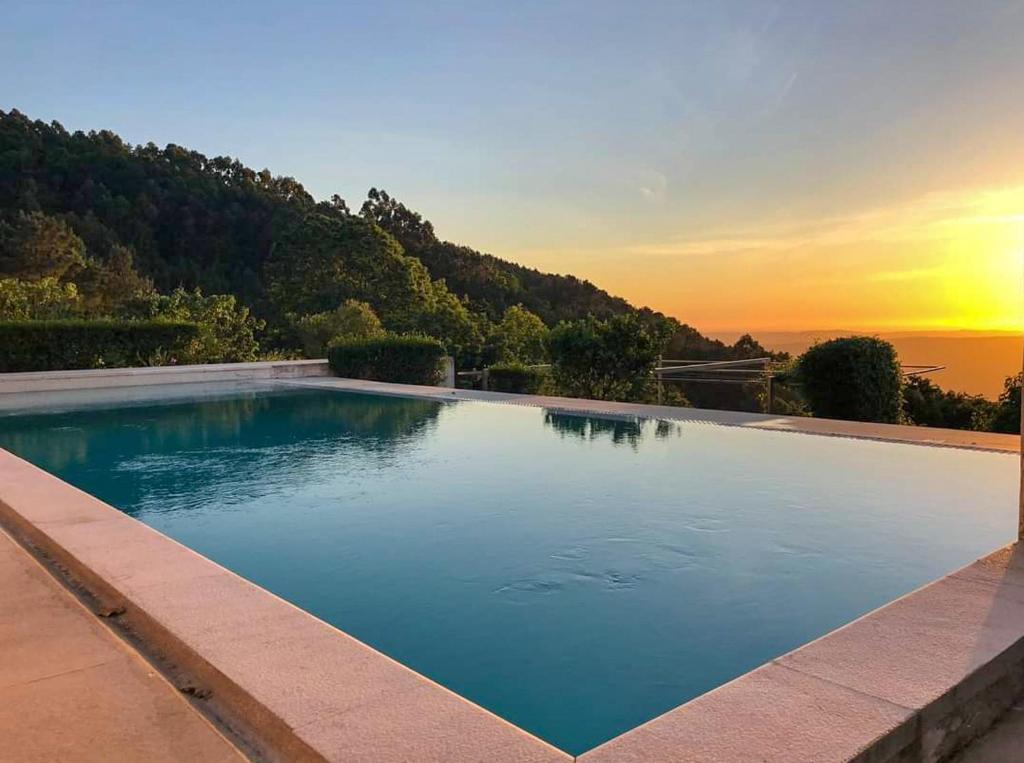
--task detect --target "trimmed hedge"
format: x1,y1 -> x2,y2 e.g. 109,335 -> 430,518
487,363 -> 549,394
0,320 -> 200,372
797,336 -> 904,423
328,334 -> 446,385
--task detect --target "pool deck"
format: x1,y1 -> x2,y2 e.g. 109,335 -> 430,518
0,525 -> 244,762
2,364 -> 1023,762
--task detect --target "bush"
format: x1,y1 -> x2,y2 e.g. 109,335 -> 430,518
294,299 -> 384,358
120,287 -> 263,363
990,372 -> 1022,434
797,336 -> 904,423
487,363 -> 550,394
0,320 -> 200,372
548,313 -> 665,402
0,277 -> 82,320
328,334 -> 446,385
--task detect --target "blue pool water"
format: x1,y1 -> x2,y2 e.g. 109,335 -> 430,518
0,386 -> 1016,754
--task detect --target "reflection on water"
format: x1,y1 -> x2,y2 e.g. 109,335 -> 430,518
543,410 -> 681,448
0,389 -> 442,515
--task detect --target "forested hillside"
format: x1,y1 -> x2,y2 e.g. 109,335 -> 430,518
0,108 -> 769,366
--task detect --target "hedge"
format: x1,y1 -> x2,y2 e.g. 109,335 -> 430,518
0,320 -> 201,372
487,363 -> 549,394
797,336 -> 904,423
328,334 -> 446,385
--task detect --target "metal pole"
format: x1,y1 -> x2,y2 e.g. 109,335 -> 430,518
1019,326 -> 1024,541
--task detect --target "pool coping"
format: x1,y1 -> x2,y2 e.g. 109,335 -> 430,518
1,368 -> 1022,761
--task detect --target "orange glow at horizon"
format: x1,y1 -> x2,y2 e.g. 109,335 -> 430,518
514,184 -> 1024,334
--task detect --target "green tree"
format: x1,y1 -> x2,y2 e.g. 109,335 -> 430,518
548,313 -> 666,402
486,305 -> 549,364
0,277 -> 81,319
294,299 -> 384,358
0,211 -> 86,280
265,212 -> 433,320
990,373 -> 1022,434
902,376 -> 996,431
797,336 -> 904,423
73,244 -> 155,315
123,287 -> 263,363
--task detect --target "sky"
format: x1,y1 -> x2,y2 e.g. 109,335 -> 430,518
2,0 -> 1023,333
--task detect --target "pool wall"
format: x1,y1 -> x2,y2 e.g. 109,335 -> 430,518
2,365 -> 1023,761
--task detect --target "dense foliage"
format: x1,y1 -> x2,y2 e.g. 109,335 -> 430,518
0,320 -> 198,372
327,334 -> 446,385
549,313 -> 667,402
798,337 -> 905,423
902,376 -> 995,431
990,373 -> 1023,434
483,305 -> 549,365
360,189 -> 631,325
486,363 -> 551,394
294,299 -> 384,358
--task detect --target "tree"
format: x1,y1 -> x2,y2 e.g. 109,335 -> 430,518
990,373 -> 1022,434
485,305 -> 549,365
548,313 -> 666,402
902,376 -> 995,431
73,244 -> 155,315
0,211 -> 86,280
294,300 -> 384,358
265,212 -> 432,319
797,336 -> 904,423
0,277 -> 81,320
122,287 -> 263,363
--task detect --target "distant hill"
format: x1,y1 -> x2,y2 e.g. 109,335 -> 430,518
712,330 -> 1022,398
0,110 -> 630,328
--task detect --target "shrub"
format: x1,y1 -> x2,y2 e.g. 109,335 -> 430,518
487,363 -> 550,394
797,336 -> 904,423
0,277 -> 82,320
484,305 -> 549,365
120,287 -> 263,363
548,313 -> 665,402
327,334 -> 446,385
990,372 -> 1022,434
294,299 -> 384,358
0,320 -> 200,372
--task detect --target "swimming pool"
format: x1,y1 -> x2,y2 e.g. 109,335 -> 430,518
0,385 -> 1015,754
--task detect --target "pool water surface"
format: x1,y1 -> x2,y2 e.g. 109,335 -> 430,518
0,387 -> 1015,754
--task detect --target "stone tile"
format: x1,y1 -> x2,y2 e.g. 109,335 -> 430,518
0,533 -> 122,688
579,663 -> 915,763
777,574 -> 1024,712
0,529 -> 244,761
0,453 -> 121,527
1,657 -> 243,762
296,678 -> 571,763
42,514 -> 227,591
953,544 -> 1024,591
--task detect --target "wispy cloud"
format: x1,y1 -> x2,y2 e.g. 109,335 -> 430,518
626,184 -> 1024,259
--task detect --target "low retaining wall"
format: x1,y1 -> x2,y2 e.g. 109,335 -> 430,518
0,359 -> 331,395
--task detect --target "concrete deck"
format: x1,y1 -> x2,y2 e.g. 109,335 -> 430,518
0,526 -> 244,762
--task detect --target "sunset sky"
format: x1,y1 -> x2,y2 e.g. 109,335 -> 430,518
3,1 -> 1022,332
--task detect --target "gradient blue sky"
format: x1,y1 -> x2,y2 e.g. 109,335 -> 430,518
3,1 -> 1023,331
